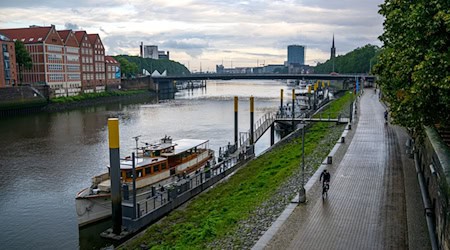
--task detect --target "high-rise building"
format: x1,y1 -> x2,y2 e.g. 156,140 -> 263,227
287,45 -> 305,65
330,35 -> 336,59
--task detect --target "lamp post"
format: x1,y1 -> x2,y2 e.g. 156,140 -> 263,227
298,124 -> 306,203
132,135 -> 141,158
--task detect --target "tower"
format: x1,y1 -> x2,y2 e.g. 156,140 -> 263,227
330,35 -> 336,59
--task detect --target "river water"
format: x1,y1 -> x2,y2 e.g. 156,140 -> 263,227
0,80 -> 295,249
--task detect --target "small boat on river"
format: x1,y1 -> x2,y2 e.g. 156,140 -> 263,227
75,136 -> 214,227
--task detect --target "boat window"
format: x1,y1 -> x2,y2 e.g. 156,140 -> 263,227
137,170 -> 142,178
153,164 -> 159,173
145,167 -> 151,175
161,163 -> 167,170
154,150 -> 160,156
126,170 -> 132,178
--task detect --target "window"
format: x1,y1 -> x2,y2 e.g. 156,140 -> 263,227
153,165 -> 159,173
145,167 -> 151,175
161,163 -> 167,170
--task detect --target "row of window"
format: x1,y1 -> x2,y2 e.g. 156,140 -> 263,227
68,74 -> 80,80
47,45 -> 62,52
67,55 -> 79,62
49,74 -> 64,81
48,54 -> 63,61
67,65 -> 80,71
66,47 -> 79,54
48,64 -> 63,71
125,163 -> 168,179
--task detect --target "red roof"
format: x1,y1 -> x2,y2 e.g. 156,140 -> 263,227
105,56 -> 118,64
57,30 -> 71,43
0,25 -> 53,44
74,30 -> 87,44
87,34 -> 100,44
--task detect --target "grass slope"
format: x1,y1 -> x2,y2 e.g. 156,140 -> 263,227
122,92 -> 354,249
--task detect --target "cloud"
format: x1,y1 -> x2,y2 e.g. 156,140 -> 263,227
64,22 -> 80,30
0,0 -> 385,70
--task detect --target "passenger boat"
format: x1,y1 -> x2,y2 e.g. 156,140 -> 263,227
75,136 -> 214,227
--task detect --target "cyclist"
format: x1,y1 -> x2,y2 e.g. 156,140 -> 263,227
384,110 -> 388,124
319,169 -> 331,194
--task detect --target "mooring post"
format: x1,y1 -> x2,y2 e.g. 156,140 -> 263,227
270,124 -> 275,146
108,118 -> 122,235
292,88 -> 295,118
234,96 -> 238,147
132,152 -> 137,219
250,96 -> 254,145
280,89 -> 284,115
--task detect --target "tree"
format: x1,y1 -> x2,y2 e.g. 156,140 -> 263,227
314,44 -> 380,74
114,55 -> 190,76
374,0 -> 450,136
14,40 -> 32,85
117,57 -> 139,78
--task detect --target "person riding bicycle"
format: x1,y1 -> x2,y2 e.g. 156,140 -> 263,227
320,169 -> 331,189
384,110 -> 388,123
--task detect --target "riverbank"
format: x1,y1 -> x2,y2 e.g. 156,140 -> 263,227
43,90 -> 157,112
119,92 -> 354,249
0,89 -> 157,117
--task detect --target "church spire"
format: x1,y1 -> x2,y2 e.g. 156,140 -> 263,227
330,34 -> 336,60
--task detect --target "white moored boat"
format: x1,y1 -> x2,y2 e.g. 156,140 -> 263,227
76,136 -> 214,227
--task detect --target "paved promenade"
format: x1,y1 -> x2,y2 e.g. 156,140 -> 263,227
264,91 -> 430,250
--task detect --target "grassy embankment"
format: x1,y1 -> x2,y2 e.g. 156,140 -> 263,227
49,90 -> 149,104
121,92 -> 354,249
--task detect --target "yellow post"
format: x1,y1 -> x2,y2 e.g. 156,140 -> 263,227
108,118 -> 122,235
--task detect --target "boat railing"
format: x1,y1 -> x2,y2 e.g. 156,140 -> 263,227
132,156 -> 237,217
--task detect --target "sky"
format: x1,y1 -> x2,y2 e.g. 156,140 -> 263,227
0,0 -> 384,72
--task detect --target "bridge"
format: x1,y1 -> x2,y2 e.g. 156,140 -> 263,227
151,73 -> 375,82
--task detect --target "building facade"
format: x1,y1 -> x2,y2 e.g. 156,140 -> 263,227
0,25 -> 77,96
105,56 -> 120,87
143,45 -> 158,59
75,31 -> 96,93
88,34 -> 106,93
0,33 -> 17,88
58,30 -> 81,96
287,45 -> 305,65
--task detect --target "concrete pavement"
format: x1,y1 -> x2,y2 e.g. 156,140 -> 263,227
262,90 -> 430,250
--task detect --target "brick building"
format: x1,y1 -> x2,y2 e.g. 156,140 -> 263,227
88,34 -> 106,93
0,25 -> 80,96
0,33 -> 18,88
57,30 -> 81,96
105,56 -> 120,87
74,31 -> 95,93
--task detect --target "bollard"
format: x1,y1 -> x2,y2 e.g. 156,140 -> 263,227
327,156 -> 332,164
348,124 -> 352,130
341,136 -> 345,143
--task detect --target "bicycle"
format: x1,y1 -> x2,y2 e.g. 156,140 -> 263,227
322,181 -> 329,199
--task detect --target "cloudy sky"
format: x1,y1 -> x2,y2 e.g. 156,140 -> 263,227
0,0 -> 384,72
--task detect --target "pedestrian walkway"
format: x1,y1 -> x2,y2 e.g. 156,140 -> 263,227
262,91 -> 430,249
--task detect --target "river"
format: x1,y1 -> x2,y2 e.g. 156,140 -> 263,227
0,80 -> 296,249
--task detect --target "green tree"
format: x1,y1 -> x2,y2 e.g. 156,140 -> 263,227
14,40 -> 32,85
117,57 -> 139,78
374,0 -> 450,136
114,55 -> 190,76
314,44 -> 380,74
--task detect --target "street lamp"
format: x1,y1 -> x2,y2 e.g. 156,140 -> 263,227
298,124 -> 306,203
132,135 -> 141,158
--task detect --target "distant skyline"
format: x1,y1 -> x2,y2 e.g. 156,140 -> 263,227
0,0 -> 384,72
